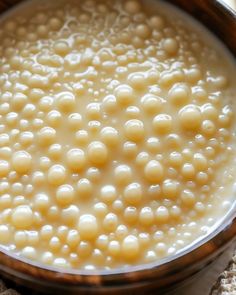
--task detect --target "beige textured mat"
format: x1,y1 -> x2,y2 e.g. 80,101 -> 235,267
211,255 -> 236,295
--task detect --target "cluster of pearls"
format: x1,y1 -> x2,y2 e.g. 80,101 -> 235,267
0,0 -> 235,270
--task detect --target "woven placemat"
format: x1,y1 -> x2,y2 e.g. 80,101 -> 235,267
210,254 -> 236,295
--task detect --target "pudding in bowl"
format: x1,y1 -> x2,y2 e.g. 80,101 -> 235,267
0,0 -> 235,291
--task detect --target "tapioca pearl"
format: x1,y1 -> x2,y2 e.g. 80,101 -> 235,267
139,207 -> 154,226
194,202 -> 206,215
12,151 -> 32,174
14,230 -> 27,248
100,127 -> 119,147
66,229 -> 80,249
67,113 -> 82,130
195,172 -> 209,185
95,234 -> 109,251
201,103 -> 219,121
114,165 -> 132,186
12,195 -> 26,207
125,106 -> 141,119
0,225 -> 10,243
162,180 -> 179,199
87,141 -> 108,166
124,206 -> 138,224
41,252 -> 54,265
85,167 -> 101,183
56,226 -> 69,242
168,83 -> 190,106
53,258 -> 69,268
144,160 -> 164,183
146,137 -> 161,154
185,68 -> 202,83
179,105 -> 202,130
149,15 -> 164,30
38,96 -> 53,112
128,72 -> 147,90
19,131 -> 34,147
103,213 -> 118,232
0,133 -> 9,147
87,120 -> 101,134
115,225 -> 128,241
76,178 -> 93,199
11,182 -> 24,195
1,208 -> 11,223
140,94 -> 165,114
77,241 -> 92,259
75,130 -> 89,146
204,146 -> 215,158
135,152 -> 150,167
100,185 -> 117,204
181,189 -> 196,206
201,120 -> 216,137
28,88 -> 44,102
146,69 -> 160,83
102,95 -> 117,113
108,240 -> 121,257
39,156 -> 51,171
48,17 -> 62,30
56,184 -> 75,207
162,38 -> 179,56
124,119 -> 144,142
31,171 -> 44,187
123,183 -> 142,205
124,0 -> 141,14
92,202 -> 109,219
152,114 -> 172,134
192,86 -> 208,102
66,149 -> 86,172
0,160 -> 10,177
11,93 -> 27,111
27,231 -> 39,247
46,110 -> 62,128
49,236 -> 61,252
135,24 -> 151,39
132,35 -> 145,48
78,214 -> 98,241
155,206 -> 169,223
6,112 -> 18,127
155,242 -> 167,257
48,144 -> 62,160
112,199 -> 124,214
193,153 -> 208,171
48,164 -> 67,186
0,102 -> 10,115
115,84 -> 134,106
165,134 -> 182,150
145,250 -> 157,262
61,204 -> 79,225
37,127 -> 56,146
86,103 -> 101,120
21,246 -> 37,260
56,92 -> 75,113
0,193 -> 11,210
34,193 -> 50,211
11,205 -> 33,229
40,225 -> 54,241
121,235 -> 139,260
53,41 -> 70,56
169,205 -> 181,219
123,141 -> 138,158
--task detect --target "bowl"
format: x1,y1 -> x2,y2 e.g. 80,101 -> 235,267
0,0 -> 235,294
